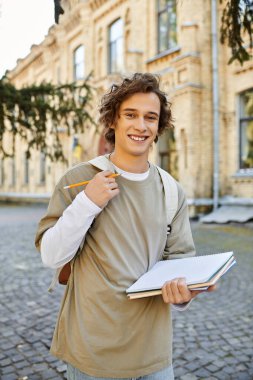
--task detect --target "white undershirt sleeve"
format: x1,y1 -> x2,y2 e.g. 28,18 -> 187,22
41,191 -> 102,269
171,299 -> 193,311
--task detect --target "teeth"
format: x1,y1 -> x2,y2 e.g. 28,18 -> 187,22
129,135 -> 146,141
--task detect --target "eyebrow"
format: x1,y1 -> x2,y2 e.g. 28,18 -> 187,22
122,108 -> 159,117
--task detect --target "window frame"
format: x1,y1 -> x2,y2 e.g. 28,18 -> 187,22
158,128 -> 178,178
39,153 -> 46,184
108,18 -> 124,74
239,89 -> 253,171
157,0 -> 177,53
24,154 -> 29,185
0,159 -> 4,186
73,45 -> 85,81
9,158 -> 16,187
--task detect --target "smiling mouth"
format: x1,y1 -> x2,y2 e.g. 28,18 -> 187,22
128,135 -> 149,141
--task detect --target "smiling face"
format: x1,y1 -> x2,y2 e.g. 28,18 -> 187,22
112,92 -> 160,162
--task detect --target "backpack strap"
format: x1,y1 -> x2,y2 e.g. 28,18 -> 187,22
88,154 -> 116,172
156,166 -> 178,228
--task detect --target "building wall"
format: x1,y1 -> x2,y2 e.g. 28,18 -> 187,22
221,58 -> 253,198
1,0 -> 252,207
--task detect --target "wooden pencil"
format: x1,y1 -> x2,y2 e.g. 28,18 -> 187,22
63,173 -> 120,189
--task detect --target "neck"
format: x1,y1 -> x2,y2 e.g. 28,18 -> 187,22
109,151 -> 149,173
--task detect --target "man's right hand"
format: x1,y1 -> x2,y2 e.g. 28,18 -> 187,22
84,171 -> 120,208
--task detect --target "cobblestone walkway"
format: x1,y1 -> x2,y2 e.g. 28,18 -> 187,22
0,205 -> 252,380
173,222 -> 253,380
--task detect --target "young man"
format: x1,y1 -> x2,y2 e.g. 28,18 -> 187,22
35,73 -> 214,380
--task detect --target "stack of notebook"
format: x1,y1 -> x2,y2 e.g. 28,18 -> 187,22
126,251 -> 236,300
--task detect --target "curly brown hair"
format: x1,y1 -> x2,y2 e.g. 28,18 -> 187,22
98,73 -> 174,145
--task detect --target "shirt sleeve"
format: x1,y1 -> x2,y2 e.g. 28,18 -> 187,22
171,299 -> 193,311
162,182 -> 196,260
35,166 -> 102,269
41,191 -> 101,269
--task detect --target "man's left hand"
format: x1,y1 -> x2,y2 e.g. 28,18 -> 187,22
161,277 -> 217,304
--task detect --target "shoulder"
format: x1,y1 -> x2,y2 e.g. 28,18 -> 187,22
154,164 -> 177,184
57,161 -> 99,189
153,164 -> 186,204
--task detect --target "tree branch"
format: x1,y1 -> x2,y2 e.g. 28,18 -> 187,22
0,76 -> 96,163
220,0 -> 253,65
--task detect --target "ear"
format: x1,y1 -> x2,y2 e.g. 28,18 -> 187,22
111,112 -> 120,129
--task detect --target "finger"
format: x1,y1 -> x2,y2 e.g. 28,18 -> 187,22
99,170 -> 114,178
162,282 -> 173,303
107,177 -> 117,184
207,284 -> 217,292
170,279 -> 184,304
190,289 -> 203,298
105,182 -> 119,192
109,181 -> 119,188
177,278 -> 192,302
109,188 -> 120,198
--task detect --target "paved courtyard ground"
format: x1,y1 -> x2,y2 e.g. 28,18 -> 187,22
0,204 -> 252,380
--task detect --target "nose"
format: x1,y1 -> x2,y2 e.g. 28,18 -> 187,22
134,116 -> 147,132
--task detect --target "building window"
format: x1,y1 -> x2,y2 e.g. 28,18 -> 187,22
57,66 -> 61,84
24,154 -> 29,185
97,47 -> 103,77
239,90 -> 253,170
40,153 -> 46,184
108,18 -> 124,73
73,45 -> 85,80
157,0 -> 177,53
158,129 -> 178,179
10,158 -> 16,187
0,160 -> 4,186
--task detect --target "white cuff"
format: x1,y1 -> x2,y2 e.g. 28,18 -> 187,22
172,299 -> 193,311
76,191 -> 102,216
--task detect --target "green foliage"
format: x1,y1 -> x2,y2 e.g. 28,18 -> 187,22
220,0 -> 253,65
0,76 -> 95,162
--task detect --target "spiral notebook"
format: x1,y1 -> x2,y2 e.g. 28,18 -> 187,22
126,251 -> 236,299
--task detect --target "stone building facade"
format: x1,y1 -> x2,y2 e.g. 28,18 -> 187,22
0,0 -> 252,213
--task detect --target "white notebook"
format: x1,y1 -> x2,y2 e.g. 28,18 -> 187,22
126,251 -> 235,295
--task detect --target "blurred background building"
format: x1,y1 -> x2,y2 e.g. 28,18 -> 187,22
0,0 -> 252,216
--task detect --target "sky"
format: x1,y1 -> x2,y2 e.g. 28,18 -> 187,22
0,0 -> 55,78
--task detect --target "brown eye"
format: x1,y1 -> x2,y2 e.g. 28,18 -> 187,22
146,116 -> 158,121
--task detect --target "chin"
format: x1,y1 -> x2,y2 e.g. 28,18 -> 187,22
129,148 -> 150,157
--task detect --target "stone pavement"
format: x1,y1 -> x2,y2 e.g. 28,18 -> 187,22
0,204 -> 252,380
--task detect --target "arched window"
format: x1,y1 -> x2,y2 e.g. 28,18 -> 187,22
108,18 -> 123,73
239,89 -> 253,170
158,128 -> 178,178
157,0 -> 177,53
73,45 -> 85,80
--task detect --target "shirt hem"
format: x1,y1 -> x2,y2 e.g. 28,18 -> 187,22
50,349 -> 172,378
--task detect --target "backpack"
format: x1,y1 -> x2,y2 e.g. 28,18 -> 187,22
51,156 -> 179,290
